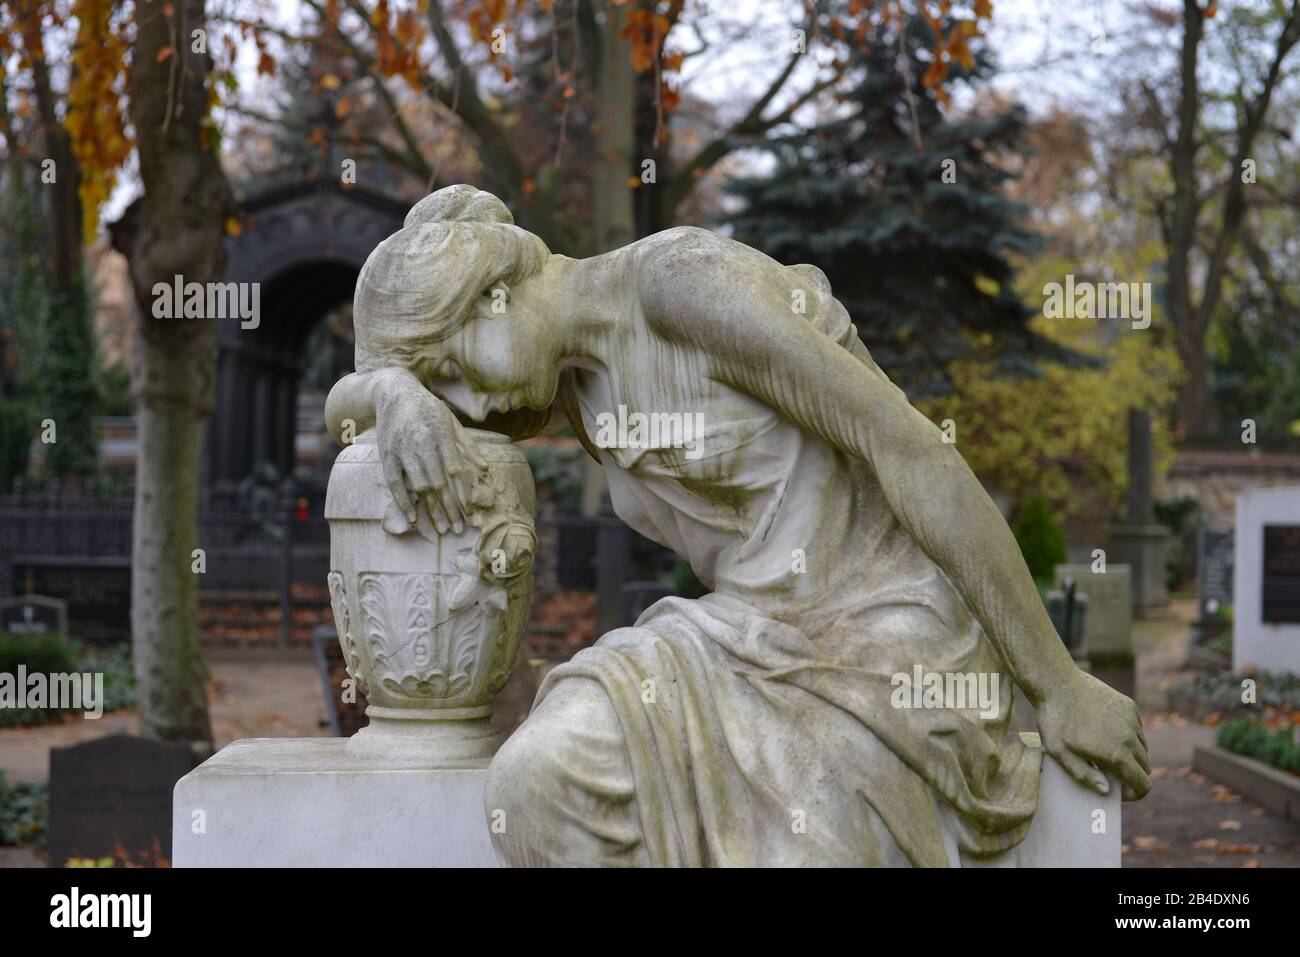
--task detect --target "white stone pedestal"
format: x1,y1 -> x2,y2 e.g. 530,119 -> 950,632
173,736 -> 1119,867
172,738 -> 498,867
1009,751 -> 1121,868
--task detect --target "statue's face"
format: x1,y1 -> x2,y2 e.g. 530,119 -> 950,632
430,276 -> 560,422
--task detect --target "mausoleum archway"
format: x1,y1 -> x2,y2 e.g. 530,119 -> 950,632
204,183 -> 406,501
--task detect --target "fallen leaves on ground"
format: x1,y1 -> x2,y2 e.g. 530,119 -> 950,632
1132,835 -> 1167,852
1208,784 -> 1242,804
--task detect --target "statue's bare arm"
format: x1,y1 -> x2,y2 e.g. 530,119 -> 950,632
325,369 -> 400,444
639,231 -> 1151,799
326,367 -> 485,534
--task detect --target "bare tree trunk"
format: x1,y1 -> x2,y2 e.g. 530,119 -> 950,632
111,0 -> 234,750
581,0 -> 639,514
1164,0 -> 1300,438
1166,0 -> 1206,437
591,0 -> 637,253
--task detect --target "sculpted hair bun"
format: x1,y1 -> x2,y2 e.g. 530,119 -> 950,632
352,186 -> 550,374
404,184 -> 515,228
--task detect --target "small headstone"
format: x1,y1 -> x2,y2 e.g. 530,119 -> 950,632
1044,587 -> 1087,658
1196,529 -> 1234,619
1054,564 -> 1133,659
11,556 -> 131,642
1053,563 -> 1135,696
0,594 -> 67,635
48,735 -> 196,866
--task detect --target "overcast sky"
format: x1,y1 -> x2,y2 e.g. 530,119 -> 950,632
97,0 -> 1167,222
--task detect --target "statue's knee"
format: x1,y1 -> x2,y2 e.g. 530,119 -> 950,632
485,720 -> 552,821
485,679 -> 626,865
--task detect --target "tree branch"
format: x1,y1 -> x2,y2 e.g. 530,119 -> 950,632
302,0 -> 436,182
1193,0 -> 1300,334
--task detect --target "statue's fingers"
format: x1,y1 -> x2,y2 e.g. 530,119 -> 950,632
449,465 -> 471,516
435,474 -> 464,530
405,459 -> 447,533
444,489 -> 465,536
1117,756 -> 1151,801
423,491 -> 450,534
432,448 -> 467,528
1055,750 -> 1110,796
417,441 -> 448,490
382,451 -> 416,522
1132,738 -> 1151,774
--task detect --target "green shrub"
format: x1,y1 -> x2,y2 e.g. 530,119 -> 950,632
0,395 -> 33,494
522,444 -> 585,510
0,632 -> 77,679
0,780 -> 48,848
1189,668 -> 1300,715
1217,715 -> 1299,774
77,641 -> 136,714
1154,496 -> 1200,591
0,635 -> 134,726
1011,494 -> 1066,582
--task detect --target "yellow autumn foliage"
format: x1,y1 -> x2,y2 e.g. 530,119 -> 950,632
916,254 -> 1181,517
64,0 -> 131,243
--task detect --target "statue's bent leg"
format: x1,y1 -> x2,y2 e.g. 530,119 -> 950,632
485,677 -> 650,867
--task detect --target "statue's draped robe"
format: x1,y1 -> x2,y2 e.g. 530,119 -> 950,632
488,266 -> 1043,866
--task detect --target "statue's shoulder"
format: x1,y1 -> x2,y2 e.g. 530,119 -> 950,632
629,227 -> 759,311
627,228 -> 748,336
630,226 -> 743,276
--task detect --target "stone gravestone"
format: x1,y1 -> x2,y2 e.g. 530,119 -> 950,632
0,594 -> 67,636
1107,410 -> 1170,614
49,735 -> 196,866
1233,487 -> 1300,675
1197,528 -> 1235,619
1043,586 -> 1087,659
1053,564 -> 1134,697
11,556 -> 130,643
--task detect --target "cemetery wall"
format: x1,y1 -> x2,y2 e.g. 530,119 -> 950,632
1160,450 -> 1300,530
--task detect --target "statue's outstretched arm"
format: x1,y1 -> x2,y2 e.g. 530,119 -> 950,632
642,247 -> 1151,800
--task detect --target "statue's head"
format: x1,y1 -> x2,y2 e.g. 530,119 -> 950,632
353,185 -> 557,420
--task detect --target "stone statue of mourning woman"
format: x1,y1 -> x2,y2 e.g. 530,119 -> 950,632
325,184 -> 1150,867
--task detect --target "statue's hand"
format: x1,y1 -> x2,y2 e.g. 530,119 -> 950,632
1035,669 -> 1151,801
374,377 -> 486,534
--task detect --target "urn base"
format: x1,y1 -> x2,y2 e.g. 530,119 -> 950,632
346,712 -> 506,765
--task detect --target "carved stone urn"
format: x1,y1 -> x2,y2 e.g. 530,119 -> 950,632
324,427 -> 536,764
